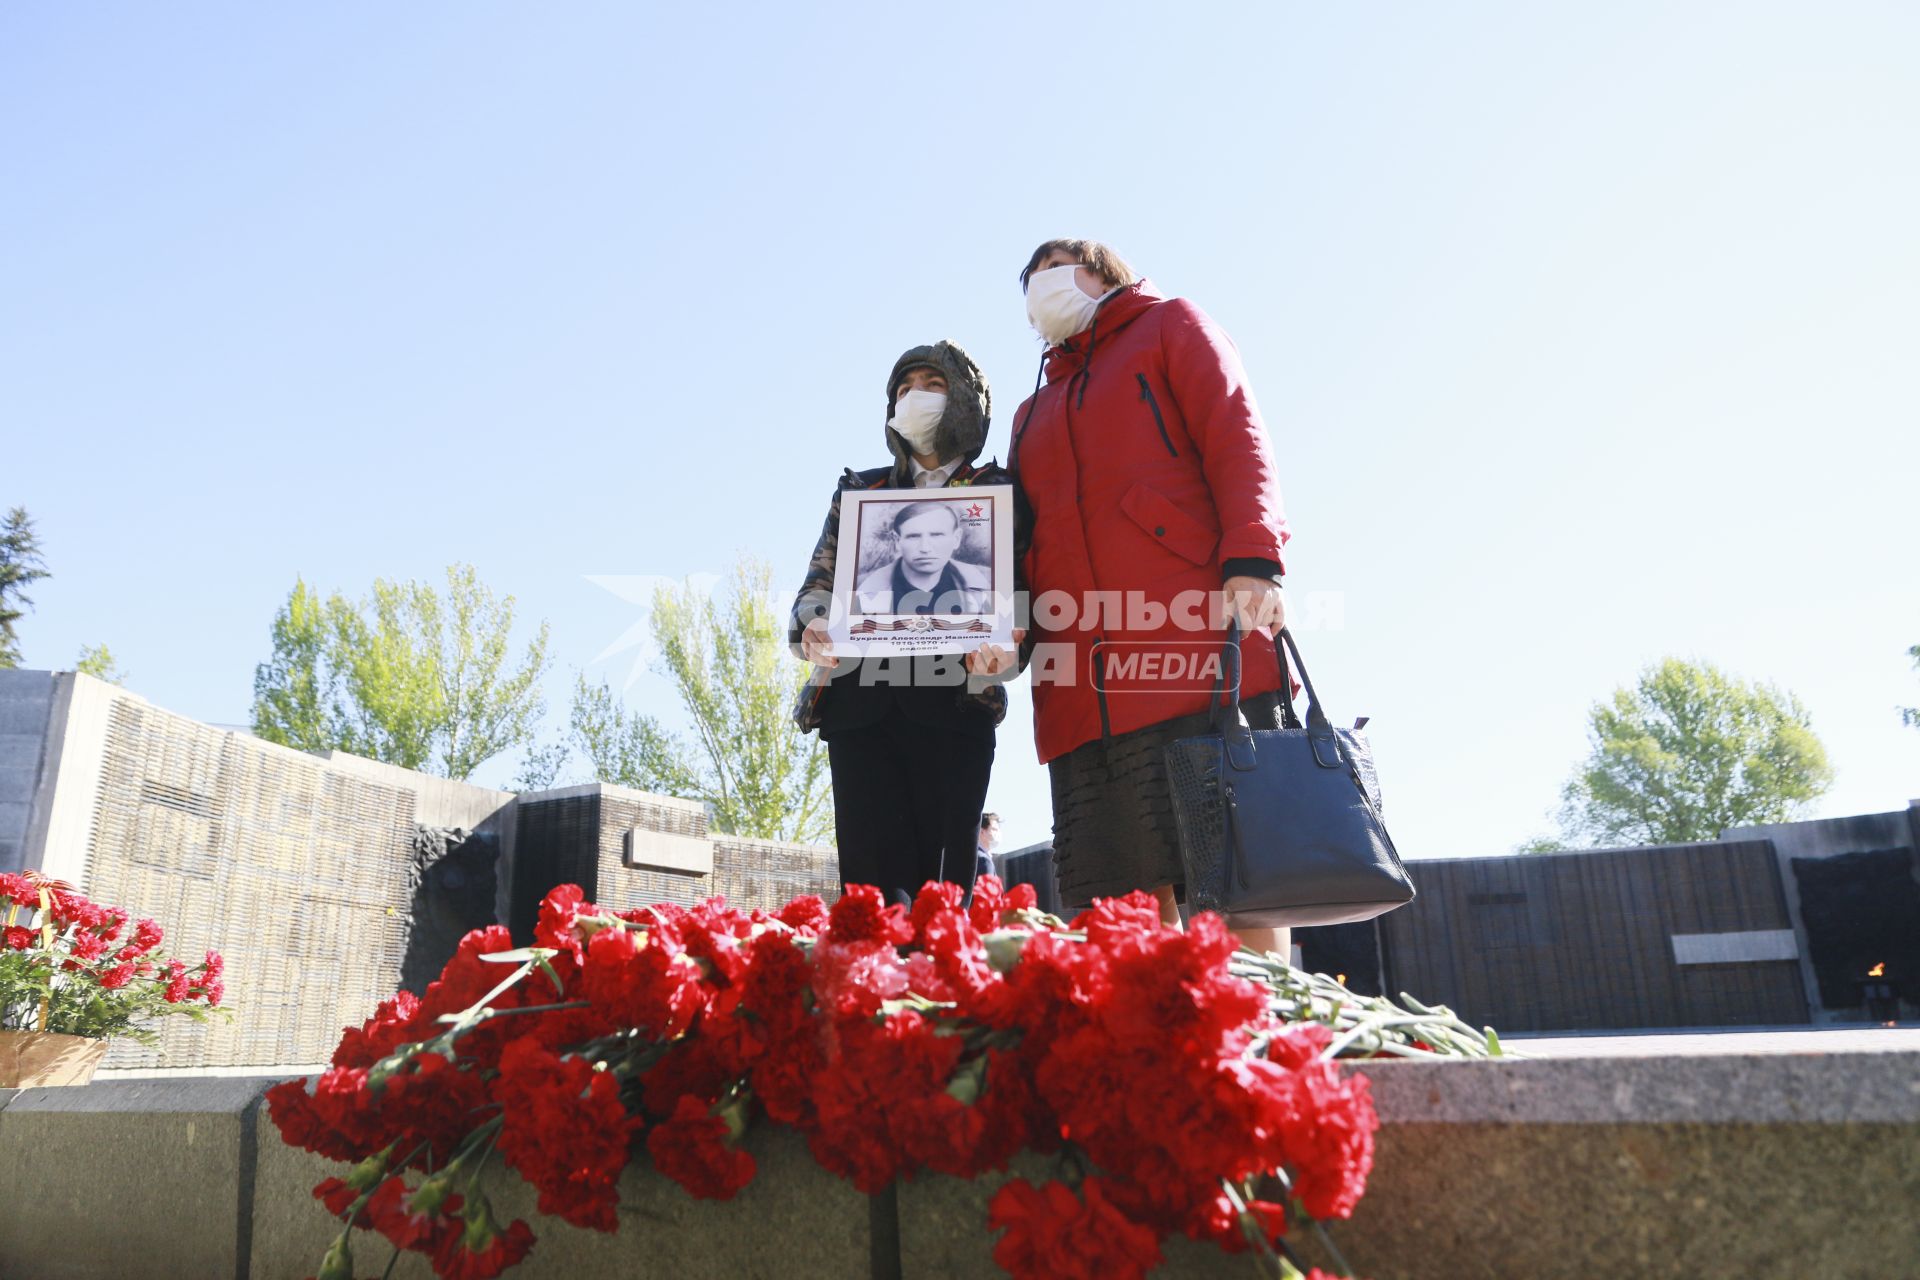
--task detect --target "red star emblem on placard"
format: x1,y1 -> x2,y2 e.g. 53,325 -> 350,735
966,503 -> 984,518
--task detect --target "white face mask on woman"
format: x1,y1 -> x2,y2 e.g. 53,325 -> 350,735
888,388 -> 947,455
1025,263 -> 1103,345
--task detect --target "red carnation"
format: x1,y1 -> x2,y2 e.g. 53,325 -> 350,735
1270,1063 -> 1377,1221
125,917 -> 165,956
48,888 -> 105,931
581,924 -> 708,1040
806,1011 -> 964,1193
773,894 -> 829,935
533,884 -> 599,964
381,1052 -> 494,1166
0,871 -> 34,905
332,990 -> 426,1069
965,874 -> 1037,932
3,925 -> 32,951
417,926 -> 518,1024
492,1040 -> 635,1232
98,906 -> 128,942
639,1035 -> 733,1119
311,1176 -> 361,1220
988,1177 -> 1164,1280
267,1067 -> 393,1163
824,884 -> 913,946
432,1194 -> 536,1280
363,1175 -> 462,1253
1265,1022 -> 1336,1069
646,1094 -> 757,1200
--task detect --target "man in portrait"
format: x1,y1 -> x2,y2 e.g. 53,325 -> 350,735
854,500 -> 993,615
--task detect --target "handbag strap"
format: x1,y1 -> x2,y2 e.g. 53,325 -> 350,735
1211,621 -> 1256,770
1275,628 -> 1345,769
1214,624 -> 1344,771
1274,641 -> 1302,730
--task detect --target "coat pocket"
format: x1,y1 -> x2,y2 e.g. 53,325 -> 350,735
1119,481 -> 1220,568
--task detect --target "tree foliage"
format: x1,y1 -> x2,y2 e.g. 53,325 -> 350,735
74,644 -> 125,685
251,564 -> 551,780
0,507 -> 49,669
1900,643 -> 1920,731
251,579 -> 340,756
561,559 -> 832,843
1555,657 -> 1833,847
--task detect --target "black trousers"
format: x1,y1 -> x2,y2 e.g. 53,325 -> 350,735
826,707 -> 994,907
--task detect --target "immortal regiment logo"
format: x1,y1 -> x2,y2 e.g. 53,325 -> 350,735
268,878 -> 1499,1280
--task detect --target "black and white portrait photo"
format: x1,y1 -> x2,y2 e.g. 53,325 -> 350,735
825,485 -> 1014,656
853,498 -> 993,615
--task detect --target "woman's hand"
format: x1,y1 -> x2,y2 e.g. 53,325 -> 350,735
1218,577 -> 1286,638
801,619 -> 839,668
965,629 -> 1027,677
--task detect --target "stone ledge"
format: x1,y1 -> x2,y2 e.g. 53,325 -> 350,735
0,1076 -> 271,1279
0,1076 -> 870,1280
898,1051 -> 1920,1280
1,1052 -> 1916,1280
251,1107 -> 871,1280
1359,1046 -> 1920,1125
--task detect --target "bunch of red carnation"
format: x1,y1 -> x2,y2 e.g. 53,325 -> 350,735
0,870 -> 224,1042
269,878 -> 1379,1280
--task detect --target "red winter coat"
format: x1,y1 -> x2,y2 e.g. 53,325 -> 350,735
1011,279 -> 1289,764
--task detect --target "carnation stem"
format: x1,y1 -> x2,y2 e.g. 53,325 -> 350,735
1219,1177 -> 1286,1277
1309,1217 -> 1357,1279
462,1000 -> 592,1023
1269,1168 -> 1358,1280
464,961 -> 542,1022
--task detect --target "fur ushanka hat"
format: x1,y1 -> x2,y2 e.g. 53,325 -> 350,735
883,340 -> 992,476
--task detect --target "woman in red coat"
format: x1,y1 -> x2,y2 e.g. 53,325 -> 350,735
1011,238 -> 1291,954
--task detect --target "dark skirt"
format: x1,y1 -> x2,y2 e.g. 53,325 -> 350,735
1047,692 -> 1282,909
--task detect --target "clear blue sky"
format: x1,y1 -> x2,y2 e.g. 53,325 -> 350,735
5,2 -> 1916,857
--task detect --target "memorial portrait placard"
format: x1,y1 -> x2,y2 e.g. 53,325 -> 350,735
825,484 -> 1015,657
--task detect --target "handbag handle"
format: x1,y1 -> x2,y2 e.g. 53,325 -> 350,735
1212,623 -> 1344,771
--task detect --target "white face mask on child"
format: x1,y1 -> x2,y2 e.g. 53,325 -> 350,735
888,388 -> 947,455
1025,264 -> 1103,345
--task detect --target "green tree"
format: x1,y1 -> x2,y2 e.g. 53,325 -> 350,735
561,559 -> 832,843
250,578 -> 343,755
252,564 -> 551,780
0,507 -> 49,668
1555,657 -> 1833,847
1900,643 -> 1920,730
74,644 -> 126,685
565,674 -> 704,798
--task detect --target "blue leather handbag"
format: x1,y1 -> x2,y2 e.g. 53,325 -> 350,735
1164,625 -> 1414,928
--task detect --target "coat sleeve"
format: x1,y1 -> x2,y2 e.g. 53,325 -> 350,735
1159,298 -> 1290,571
788,486 -> 846,656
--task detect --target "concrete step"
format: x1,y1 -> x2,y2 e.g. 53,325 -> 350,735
1,1043 -> 1914,1280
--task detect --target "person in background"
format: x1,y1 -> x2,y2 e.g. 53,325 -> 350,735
789,341 -> 1020,907
1008,238 -> 1292,956
974,811 -> 1002,884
